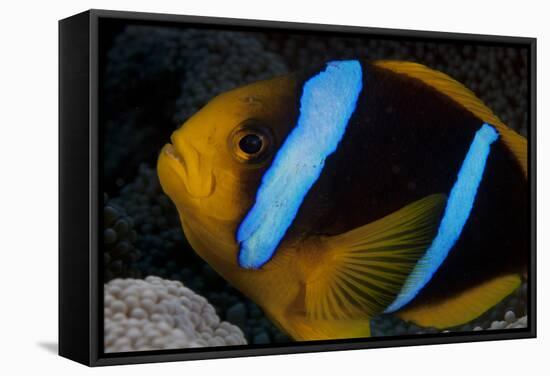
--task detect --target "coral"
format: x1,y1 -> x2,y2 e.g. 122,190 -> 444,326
103,193 -> 141,281
104,276 -> 247,352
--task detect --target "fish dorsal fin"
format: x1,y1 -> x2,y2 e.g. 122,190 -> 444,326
397,273 -> 521,329
304,194 -> 446,320
373,60 -> 527,177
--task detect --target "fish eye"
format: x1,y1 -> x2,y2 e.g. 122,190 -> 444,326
230,120 -> 274,164
239,134 -> 263,154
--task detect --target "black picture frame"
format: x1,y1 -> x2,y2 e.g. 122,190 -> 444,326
59,9 -> 537,367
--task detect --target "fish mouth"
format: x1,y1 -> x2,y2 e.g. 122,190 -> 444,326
164,143 -> 186,168
160,140 -> 216,199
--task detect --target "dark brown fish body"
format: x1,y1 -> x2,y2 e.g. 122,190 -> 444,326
285,62 -> 528,312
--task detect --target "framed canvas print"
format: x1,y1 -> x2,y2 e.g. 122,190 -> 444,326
59,9 -> 536,366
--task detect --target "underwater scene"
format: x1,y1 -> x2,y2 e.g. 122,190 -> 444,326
100,21 -> 530,353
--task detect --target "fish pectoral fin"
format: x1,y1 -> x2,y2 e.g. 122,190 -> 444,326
305,194 -> 447,321
373,60 -> 527,177
397,274 -> 522,329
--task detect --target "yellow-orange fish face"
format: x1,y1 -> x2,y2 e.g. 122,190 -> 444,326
158,74 -> 299,265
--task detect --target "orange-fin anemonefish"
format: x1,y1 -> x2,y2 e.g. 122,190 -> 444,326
158,59 -> 528,340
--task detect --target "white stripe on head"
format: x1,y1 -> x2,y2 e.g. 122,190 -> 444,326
237,60 -> 364,269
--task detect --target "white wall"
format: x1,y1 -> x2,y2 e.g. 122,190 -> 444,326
0,0 -> 547,374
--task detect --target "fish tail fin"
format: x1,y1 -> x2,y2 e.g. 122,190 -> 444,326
373,60 -> 527,176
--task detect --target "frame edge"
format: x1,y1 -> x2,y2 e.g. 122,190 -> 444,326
59,10 -> 93,367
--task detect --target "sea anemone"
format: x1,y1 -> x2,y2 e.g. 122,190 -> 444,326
103,193 -> 141,281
